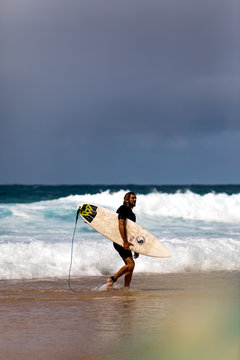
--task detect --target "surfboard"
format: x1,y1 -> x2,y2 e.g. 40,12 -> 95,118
77,203 -> 171,258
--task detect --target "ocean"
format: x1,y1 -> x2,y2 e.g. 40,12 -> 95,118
1,185 -> 240,360
0,184 -> 240,280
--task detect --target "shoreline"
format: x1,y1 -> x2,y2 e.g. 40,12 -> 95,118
0,271 -> 239,360
1,268 -> 239,283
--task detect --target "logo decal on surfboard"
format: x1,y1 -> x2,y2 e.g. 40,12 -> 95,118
79,204 -> 97,223
136,235 -> 145,245
128,236 -> 135,244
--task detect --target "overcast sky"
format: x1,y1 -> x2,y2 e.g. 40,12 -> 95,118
1,0 -> 239,184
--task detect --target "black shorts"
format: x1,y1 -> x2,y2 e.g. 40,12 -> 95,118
113,242 -> 132,260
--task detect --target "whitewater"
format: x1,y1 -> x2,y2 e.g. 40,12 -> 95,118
0,187 -> 240,280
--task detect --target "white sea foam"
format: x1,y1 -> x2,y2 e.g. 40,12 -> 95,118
2,189 -> 240,223
0,190 -> 240,279
0,235 -> 239,280
49,189 -> 240,223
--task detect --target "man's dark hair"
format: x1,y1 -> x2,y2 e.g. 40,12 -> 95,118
123,192 -> 136,206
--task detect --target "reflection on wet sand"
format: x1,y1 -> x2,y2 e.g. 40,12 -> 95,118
0,272 -> 239,360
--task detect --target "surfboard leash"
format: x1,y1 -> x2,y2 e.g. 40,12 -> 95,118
96,276 -> 116,290
68,208 -> 80,292
96,281 -> 107,290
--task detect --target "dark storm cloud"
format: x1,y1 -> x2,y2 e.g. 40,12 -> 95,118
1,0 -> 239,135
0,0 -> 239,183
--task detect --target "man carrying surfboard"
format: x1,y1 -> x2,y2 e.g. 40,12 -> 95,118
106,192 -> 139,289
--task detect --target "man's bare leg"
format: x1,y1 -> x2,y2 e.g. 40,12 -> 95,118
123,257 -> 135,287
109,257 -> 135,288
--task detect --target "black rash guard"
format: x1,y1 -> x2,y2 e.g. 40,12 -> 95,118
113,204 -> 136,259
116,204 -> 136,222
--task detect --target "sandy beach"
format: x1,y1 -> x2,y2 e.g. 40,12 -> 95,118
0,271 -> 239,360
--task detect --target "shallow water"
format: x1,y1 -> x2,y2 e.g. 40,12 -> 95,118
0,272 -> 239,360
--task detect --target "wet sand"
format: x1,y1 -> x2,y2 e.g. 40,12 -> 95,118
0,272 -> 239,360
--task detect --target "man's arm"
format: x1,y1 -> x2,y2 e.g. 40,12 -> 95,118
118,219 -> 131,250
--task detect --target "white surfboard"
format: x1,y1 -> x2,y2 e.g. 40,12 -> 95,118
78,203 -> 171,258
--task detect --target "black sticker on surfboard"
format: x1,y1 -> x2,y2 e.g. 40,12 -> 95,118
80,204 -> 97,223
136,235 -> 145,245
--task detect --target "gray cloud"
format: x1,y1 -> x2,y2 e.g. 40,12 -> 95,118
1,0 -> 239,183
